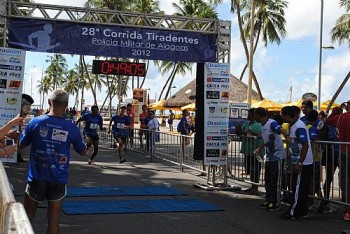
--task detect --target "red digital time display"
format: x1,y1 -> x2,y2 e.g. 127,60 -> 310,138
92,60 -> 146,77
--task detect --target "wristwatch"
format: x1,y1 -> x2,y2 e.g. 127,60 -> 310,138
297,161 -> 302,166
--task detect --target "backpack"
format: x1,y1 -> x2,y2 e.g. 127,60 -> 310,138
177,121 -> 183,133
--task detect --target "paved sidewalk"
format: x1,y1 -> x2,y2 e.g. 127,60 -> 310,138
3,142 -> 350,234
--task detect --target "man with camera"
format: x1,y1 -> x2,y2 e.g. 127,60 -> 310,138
327,101 -> 350,221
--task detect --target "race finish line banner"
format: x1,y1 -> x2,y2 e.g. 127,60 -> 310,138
204,63 -> 230,166
0,47 -> 26,163
8,18 -> 217,62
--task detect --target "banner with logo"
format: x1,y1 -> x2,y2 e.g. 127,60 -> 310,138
0,47 -> 25,163
8,18 -> 217,63
204,63 -> 230,166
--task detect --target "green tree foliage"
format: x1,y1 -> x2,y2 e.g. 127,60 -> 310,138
331,0 -> 350,48
156,0 -> 218,101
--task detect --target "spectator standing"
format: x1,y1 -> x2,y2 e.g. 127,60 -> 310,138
109,106 -> 130,163
139,104 -> 150,150
280,106 -> 313,220
237,108 -> 263,195
306,110 -> 322,211
168,110 -> 175,132
126,103 -> 135,149
19,89 -> 87,234
147,110 -> 159,158
76,105 -> 105,165
318,109 -> 339,213
179,109 -> 191,140
254,108 -> 288,210
300,100 -> 314,123
326,101 -> 350,221
64,108 -> 71,121
17,94 -> 34,162
70,107 -> 77,123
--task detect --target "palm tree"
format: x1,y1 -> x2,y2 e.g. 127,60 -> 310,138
82,58 -> 103,105
45,54 -> 68,90
326,0 -> 350,112
130,0 -> 161,89
156,0 -> 217,101
155,60 -> 192,100
62,68 -> 80,107
84,0 -> 133,10
211,0 -> 288,100
37,75 -> 52,110
331,0 -> 350,48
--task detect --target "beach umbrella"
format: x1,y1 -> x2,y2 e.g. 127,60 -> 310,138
252,99 -> 283,111
181,102 -> 196,111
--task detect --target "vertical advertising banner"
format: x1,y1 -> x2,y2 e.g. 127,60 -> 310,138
0,47 -> 26,163
204,63 -> 230,166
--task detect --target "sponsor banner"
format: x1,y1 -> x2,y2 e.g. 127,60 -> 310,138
0,47 -> 25,163
8,18 -> 217,63
203,62 -> 230,166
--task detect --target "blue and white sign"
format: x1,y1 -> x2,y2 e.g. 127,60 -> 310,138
8,18 -> 217,62
0,47 -> 25,163
204,62 -> 230,166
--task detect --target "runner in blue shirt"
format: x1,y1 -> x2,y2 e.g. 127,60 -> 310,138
76,105 -> 105,165
19,89 -> 87,234
108,106 -> 130,163
81,107 -> 90,116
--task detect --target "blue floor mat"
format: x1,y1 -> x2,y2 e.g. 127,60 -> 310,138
62,199 -> 223,214
66,186 -> 186,197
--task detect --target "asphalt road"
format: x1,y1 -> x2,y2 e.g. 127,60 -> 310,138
3,142 -> 350,234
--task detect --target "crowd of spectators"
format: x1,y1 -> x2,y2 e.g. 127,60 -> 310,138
237,100 -> 350,221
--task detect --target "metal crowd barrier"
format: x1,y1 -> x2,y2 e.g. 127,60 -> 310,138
95,127 -> 201,173
0,160 -> 34,234
226,134 -> 350,209
99,128 -> 350,209
95,127 -> 350,208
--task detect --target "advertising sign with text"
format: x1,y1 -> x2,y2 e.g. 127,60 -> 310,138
204,63 -> 230,166
8,18 -> 217,62
0,47 -> 25,163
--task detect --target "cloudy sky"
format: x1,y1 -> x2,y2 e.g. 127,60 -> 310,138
24,0 -> 349,107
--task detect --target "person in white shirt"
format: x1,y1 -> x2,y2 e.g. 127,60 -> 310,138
147,110 -> 159,158
280,106 -> 313,220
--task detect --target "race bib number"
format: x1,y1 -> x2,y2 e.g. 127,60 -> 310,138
90,123 -> 98,129
117,123 -> 125,129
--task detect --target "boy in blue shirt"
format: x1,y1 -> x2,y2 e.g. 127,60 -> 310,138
108,106 -> 130,163
76,105 -> 105,165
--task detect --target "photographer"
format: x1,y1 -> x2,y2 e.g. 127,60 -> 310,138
326,100 -> 350,221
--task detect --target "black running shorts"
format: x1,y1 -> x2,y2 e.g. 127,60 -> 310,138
25,180 -> 66,202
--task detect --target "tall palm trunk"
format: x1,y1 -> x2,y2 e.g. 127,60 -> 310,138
140,60 -> 150,88
158,64 -> 177,101
82,56 -> 97,105
326,71 -> 350,113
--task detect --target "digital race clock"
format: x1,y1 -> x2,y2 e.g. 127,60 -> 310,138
92,60 -> 146,77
